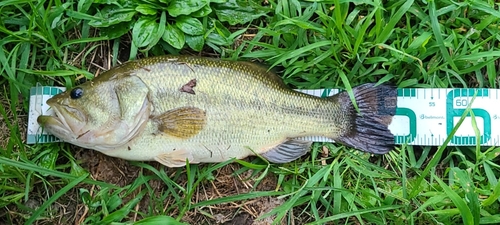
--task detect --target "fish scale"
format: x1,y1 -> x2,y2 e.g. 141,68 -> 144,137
132,57 -> 341,138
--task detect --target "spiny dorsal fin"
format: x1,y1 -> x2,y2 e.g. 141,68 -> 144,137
154,106 -> 206,139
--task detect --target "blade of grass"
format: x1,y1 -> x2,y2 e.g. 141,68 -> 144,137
450,167 -> 480,225
193,191 -> 285,208
376,0 -> 414,44
482,180 -> 500,207
428,0 -> 458,72
433,172 -> 474,225
269,40 -> 331,68
306,204 -> 403,225
24,173 -> 88,225
0,156 -> 118,188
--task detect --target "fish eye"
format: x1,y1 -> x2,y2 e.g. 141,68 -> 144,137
70,87 -> 83,99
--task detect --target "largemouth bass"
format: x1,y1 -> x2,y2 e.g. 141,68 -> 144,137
37,55 -> 397,167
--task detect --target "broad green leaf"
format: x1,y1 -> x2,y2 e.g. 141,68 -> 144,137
213,0 -> 271,25
88,6 -> 136,27
162,23 -> 185,49
135,4 -> 157,15
77,0 -> 93,13
185,34 -> 204,51
38,150 -> 58,176
166,0 -> 208,17
100,21 -> 133,39
211,20 -> 231,37
191,4 -> 212,17
147,11 -> 167,50
132,16 -> 161,48
70,160 -> 87,177
205,19 -> 235,47
175,16 -> 204,35
207,32 -> 229,47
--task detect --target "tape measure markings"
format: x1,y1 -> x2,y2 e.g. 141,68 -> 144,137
27,86 -> 65,144
27,86 -> 500,147
301,87 -> 499,146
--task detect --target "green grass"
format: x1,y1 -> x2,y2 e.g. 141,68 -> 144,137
1,0 -> 500,224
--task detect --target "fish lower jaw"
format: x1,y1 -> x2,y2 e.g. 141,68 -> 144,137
38,116 -> 78,142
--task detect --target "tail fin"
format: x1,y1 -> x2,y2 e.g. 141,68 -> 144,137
333,83 -> 397,154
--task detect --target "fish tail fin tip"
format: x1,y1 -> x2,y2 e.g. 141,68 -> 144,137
334,83 -> 397,154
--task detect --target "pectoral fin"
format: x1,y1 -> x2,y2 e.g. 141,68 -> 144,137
154,107 -> 206,139
154,149 -> 198,167
260,139 -> 312,163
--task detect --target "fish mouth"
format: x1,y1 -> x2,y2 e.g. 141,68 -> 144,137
37,103 -> 86,141
37,115 -> 74,141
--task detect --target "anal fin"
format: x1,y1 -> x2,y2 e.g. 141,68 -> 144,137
154,149 -> 198,167
260,139 -> 312,163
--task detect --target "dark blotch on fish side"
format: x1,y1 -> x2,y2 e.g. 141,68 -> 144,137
180,78 -> 197,95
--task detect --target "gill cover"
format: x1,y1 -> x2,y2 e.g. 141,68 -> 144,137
38,69 -> 151,151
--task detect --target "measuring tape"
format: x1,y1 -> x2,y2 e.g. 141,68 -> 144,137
27,86 -> 500,146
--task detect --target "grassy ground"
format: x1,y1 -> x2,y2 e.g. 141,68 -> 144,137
1,0 -> 500,224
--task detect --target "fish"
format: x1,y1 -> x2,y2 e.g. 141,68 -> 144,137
37,55 -> 397,167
